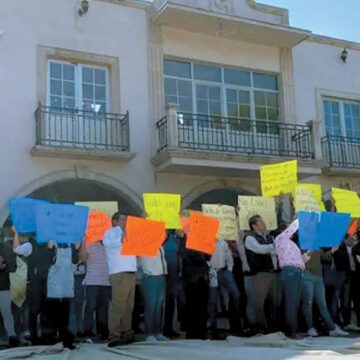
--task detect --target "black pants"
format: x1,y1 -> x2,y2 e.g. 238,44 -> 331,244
27,275 -> 52,343
47,298 -> 73,346
164,272 -> 178,334
185,278 -> 209,339
84,286 -> 111,338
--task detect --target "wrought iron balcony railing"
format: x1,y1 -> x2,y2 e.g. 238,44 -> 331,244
321,135 -> 360,168
35,104 -> 130,151
157,112 -> 314,159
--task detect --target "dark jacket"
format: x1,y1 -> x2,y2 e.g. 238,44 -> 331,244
244,232 -> 274,275
0,242 -> 17,291
332,243 -> 351,273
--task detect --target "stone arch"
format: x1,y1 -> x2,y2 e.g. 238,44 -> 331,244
0,168 -> 143,227
182,179 -> 258,209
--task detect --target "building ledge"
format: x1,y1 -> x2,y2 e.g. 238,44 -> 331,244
31,145 -> 136,162
322,166 -> 360,177
151,148 -> 324,178
153,2 -> 311,47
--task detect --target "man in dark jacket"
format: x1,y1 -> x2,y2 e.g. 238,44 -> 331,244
0,240 -> 18,346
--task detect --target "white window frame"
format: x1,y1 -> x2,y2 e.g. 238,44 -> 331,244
47,60 -> 110,113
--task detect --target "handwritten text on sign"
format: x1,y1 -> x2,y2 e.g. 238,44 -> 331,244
294,186 -> 320,213
121,216 -> 166,257
201,204 -> 237,241
238,196 -> 277,230
85,210 -> 112,245
260,160 -> 297,197
298,183 -> 326,211
332,188 -> 360,218
143,193 -> 181,229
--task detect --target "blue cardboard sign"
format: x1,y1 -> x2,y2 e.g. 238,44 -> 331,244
36,202 -> 89,244
8,197 -> 47,234
298,211 -> 320,251
318,212 -> 351,248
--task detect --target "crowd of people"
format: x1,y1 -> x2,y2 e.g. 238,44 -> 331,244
0,205 -> 359,350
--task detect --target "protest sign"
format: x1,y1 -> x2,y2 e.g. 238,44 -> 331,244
121,216 -> 166,257
10,257 -> 27,308
348,220 -> 358,235
238,196 -> 277,230
332,187 -> 360,218
294,186 -> 320,213
36,202 -> 89,244
298,211 -> 320,251
201,204 -> 237,241
186,212 -> 220,255
260,160 -> 297,197
143,193 -> 181,229
8,197 -> 47,234
318,212 -> 351,248
298,183 -> 326,211
76,201 -> 118,218
84,210 -> 112,245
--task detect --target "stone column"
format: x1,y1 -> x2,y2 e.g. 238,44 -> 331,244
307,119 -> 322,160
165,103 -> 179,148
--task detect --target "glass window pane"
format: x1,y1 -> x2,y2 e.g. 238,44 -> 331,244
268,108 -> 278,121
226,89 -> 237,103
267,93 -> 278,108
253,73 -> 277,90
82,67 -> 93,83
178,81 -> 192,97
227,103 -> 238,118
209,87 -> 221,100
179,97 -> 193,113
63,81 -> 75,97
50,63 -> 61,79
82,84 -> 93,99
238,91 -> 250,104
95,86 -> 106,101
164,78 -> 177,95
50,80 -> 62,95
164,60 -> 191,78
323,101 -> 331,113
50,96 -> 62,108
197,99 -> 208,114
96,102 -> 106,113
64,97 -> 75,110
255,107 -> 266,120
165,95 -> 178,105
63,65 -> 74,81
209,101 -> 221,115
254,91 -> 266,106
194,64 -> 221,82
95,69 -> 106,85
196,85 -> 207,99
240,106 -> 251,118
224,68 -> 251,86
331,101 -> 339,113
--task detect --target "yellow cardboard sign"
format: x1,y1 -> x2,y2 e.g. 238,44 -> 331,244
332,188 -> 360,218
143,193 -> 181,229
201,204 -> 238,241
294,186 -> 320,213
238,196 -> 277,230
298,183 -> 326,211
260,160 -> 298,197
75,201 -> 118,218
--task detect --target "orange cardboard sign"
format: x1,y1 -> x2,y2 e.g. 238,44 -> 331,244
186,212 -> 220,255
121,216 -> 166,257
181,217 -> 190,234
348,220 -> 358,235
85,210 -> 112,244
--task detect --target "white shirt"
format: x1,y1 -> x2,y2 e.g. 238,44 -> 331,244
13,243 -> 33,257
138,248 -> 167,276
210,240 -> 233,271
103,226 -> 137,275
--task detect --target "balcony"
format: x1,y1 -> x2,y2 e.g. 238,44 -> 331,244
31,104 -> 135,161
322,135 -> 360,174
151,104 -> 322,178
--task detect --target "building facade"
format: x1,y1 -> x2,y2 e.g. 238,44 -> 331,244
1,0 -> 360,232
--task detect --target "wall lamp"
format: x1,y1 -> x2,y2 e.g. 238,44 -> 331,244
78,0 -> 89,16
341,48 -> 348,63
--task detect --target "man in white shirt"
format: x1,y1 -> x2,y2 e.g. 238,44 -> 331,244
103,213 -> 137,347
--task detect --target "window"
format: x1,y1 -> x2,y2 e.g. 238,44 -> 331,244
48,60 -> 108,113
163,59 -> 279,130
323,99 -> 360,139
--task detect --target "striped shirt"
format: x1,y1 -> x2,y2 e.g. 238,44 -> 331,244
83,242 -> 110,286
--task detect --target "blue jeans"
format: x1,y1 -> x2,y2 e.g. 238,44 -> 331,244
140,274 -> 166,336
302,272 -> 334,330
281,267 -> 303,335
69,274 -> 85,335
